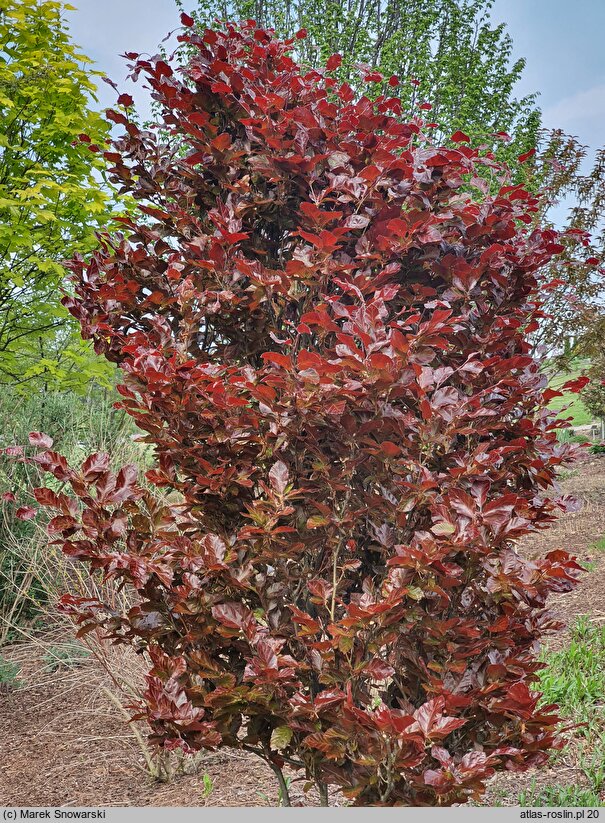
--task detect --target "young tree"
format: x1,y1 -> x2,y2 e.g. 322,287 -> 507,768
527,131 -> 605,366
9,20 -> 583,806
0,0 -> 115,390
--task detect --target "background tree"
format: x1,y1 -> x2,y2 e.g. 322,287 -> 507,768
526,130 -> 605,368
581,359 -> 605,436
0,0 -> 115,391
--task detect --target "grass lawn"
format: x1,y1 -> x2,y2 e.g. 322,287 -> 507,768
529,617 -> 605,806
546,361 -> 594,427
548,393 -> 593,427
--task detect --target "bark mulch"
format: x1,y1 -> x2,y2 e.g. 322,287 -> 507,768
2,454 -> 604,807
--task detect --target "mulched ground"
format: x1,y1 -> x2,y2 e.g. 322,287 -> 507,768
1,453 -> 604,807
483,452 -> 605,806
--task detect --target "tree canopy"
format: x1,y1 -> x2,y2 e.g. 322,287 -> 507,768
183,0 -> 540,163
0,0 -> 115,391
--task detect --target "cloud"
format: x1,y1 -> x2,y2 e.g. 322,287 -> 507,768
541,84 -> 605,162
66,0 -> 179,121
542,84 -> 605,134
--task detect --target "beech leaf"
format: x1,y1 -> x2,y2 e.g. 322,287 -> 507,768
270,725 -> 293,751
269,460 -> 289,494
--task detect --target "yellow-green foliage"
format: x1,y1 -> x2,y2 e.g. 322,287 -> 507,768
0,0 -> 115,391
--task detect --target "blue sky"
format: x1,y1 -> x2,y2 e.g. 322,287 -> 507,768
67,0 -> 603,157
491,0 -> 604,154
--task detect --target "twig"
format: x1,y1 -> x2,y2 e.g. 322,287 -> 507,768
101,686 -> 158,779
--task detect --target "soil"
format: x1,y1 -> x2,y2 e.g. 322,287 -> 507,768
1,454 -> 604,808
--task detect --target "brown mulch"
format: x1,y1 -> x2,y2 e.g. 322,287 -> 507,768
523,455 -> 605,649
0,640 -> 294,807
484,453 -> 605,805
1,455 -> 604,807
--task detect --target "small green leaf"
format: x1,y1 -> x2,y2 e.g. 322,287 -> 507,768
270,725 -> 293,751
306,515 -> 330,529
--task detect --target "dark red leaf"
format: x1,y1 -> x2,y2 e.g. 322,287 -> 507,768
518,148 -> 536,163
81,452 -> 111,481
561,375 -> 589,393
110,465 -> 139,504
451,130 -> 470,143
261,352 -> 292,369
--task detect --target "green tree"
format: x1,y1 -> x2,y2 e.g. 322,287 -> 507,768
527,130 -> 605,367
183,0 -> 540,163
0,0 -> 115,391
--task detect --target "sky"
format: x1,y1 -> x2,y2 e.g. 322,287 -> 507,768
66,0 -> 604,164
491,0 -> 605,156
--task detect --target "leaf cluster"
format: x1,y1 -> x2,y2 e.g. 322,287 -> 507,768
185,0 -> 540,163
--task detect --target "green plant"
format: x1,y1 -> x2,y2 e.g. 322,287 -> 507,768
0,653 -> 21,692
200,773 -> 214,801
556,429 -> 591,444
42,641 -> 91,671
591,537 -> 605,552
0,0 -> 117,392
518,780 -> 603,808
556,468 -> 579,480
485,788 -> 507,807
257,775 -> 292,807
590,443 -> 605,455
537,617 -> 605,734
578,735 -> 605,795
